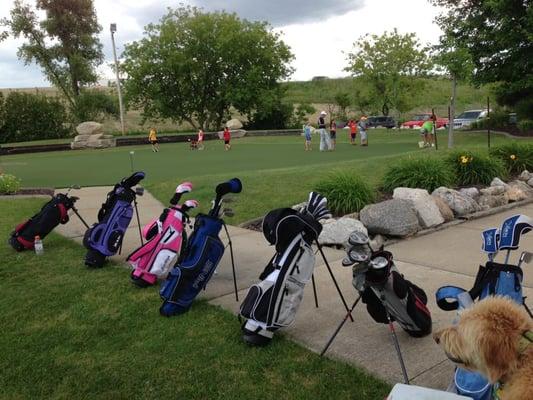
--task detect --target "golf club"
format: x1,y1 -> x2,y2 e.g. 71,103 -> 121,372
180,199 -> 199,213
170,182 -> 193,205
517,251 -> 533,269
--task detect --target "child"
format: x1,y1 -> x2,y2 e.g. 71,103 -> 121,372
329,119 -> 337,150
197,128 -> 205,150
223,127 -> 231,151
148,127 -> 159,152
349,119 -> 357,145
303,122 -> 312,151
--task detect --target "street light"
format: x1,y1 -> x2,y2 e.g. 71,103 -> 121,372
110,23 -> 126,135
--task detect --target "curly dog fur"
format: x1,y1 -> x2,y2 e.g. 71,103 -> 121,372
434,296 -> 533,400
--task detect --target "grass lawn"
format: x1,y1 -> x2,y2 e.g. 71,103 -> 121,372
1,129 -> 530,224
0,199 -> 391,399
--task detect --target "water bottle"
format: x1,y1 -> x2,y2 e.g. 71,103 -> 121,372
34,235 -> 44,256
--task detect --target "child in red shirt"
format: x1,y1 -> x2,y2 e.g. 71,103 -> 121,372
223,127 -> 231,151
349,120 -> 357,145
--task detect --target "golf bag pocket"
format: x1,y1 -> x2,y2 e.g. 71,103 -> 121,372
240,279 -> 276,323
276,277 -> 306,327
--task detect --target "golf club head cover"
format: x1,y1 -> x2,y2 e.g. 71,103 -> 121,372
499,214 -> 532,250
170,182 -> 193,205
216,178 -> 242,197
122,171 -> 145,189
305,192 -> 331,221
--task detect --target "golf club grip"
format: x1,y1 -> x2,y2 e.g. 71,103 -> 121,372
169,193 -> 181,206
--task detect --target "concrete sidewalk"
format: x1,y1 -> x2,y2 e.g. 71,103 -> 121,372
55,186 -> 533,390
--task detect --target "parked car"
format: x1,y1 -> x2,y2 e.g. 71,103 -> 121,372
401,113 -> 448,129
367,116 -> 396,129
453,109 -> 489,129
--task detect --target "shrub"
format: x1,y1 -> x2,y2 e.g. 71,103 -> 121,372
0,92 -> 69,144
489,142 -> 533,174
315,172 -> 375,215
381,156 -> 455,193
445,150 -> 506,186
0,174 -> 21,194
469,109 -> 510,130
72,90 -> 119,123
517,119 -> 533,133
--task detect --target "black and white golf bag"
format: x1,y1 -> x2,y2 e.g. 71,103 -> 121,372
352,250 -> 432,337
240,192 -> 331,346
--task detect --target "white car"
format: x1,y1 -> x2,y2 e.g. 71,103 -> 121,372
453,109 -> 489,129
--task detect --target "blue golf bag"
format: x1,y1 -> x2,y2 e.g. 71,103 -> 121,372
435,214 -> 532,400
83,171 -> 145,268
159,178 -> 242,316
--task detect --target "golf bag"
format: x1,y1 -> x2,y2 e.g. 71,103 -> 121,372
159,178 -> 242,316
9,193 -> 79,251
83,171 -> 145,268
240,192 -> 331,346
353,250 -> 432,338
127,183 -> 198,287
435,214 -> 532,400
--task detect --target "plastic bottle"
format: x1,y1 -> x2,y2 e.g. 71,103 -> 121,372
34,236 -> 44,256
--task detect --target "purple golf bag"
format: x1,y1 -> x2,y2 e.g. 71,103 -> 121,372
83,171 -> 145,268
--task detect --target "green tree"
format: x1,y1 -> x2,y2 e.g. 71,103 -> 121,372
1,0 -> 104,107
430,0 -> 533,118
121,6 -> 294,130
434,34 -> 474,148
334,92 -> 351,120
345,29 -> 433,116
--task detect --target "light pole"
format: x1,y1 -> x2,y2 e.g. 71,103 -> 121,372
110,23 -> 126,135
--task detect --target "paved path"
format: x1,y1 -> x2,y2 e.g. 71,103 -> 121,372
55,186 -> 533,390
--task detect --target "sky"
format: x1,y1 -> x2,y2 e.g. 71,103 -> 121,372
0,0 -> 444,88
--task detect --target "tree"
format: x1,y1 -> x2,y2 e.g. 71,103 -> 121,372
434,34 -> 474,148
1,0 -> 104,107
334,92 -> 351,120
345,29 -> 433,116
430,0 -> 533,118
121,6 -> 294,130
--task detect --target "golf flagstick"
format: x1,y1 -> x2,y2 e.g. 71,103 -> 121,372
222,222 -> 239,302
316,240 -> 354,322
320,294 -> 361,356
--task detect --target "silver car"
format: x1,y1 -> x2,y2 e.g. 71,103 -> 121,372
454,109 -> 489,129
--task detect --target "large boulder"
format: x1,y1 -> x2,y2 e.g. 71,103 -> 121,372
528,178 -> 533,188
491,177 -> 508,188
76,121 -> 103,136
431,187 -> 482,217
392,187 -> 444,228
225,118 -> 243,130
318,217 -> 367,246
480,186 -> 506,196
459,187 -> 480,200
519,170 -> 532,181
360,199 -> 420,237
478,193 -> 509,209
505,180 -> 533,202
432,195 -> 454,222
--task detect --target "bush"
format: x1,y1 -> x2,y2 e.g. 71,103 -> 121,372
0,174 -> 21,194
517,119 -> 533,133
445,150 -> 506,186
381,156 -> 455,193
469,109 -> 510,130
72,90 -> 119,123
489,142 -> 533,174
0,92 -> 69,144
315,172 -> 375,215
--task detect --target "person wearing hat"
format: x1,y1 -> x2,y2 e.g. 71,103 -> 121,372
358,115 -> 369,146
318,111 -> 331,151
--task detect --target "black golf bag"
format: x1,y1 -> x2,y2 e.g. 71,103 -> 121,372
9,193 -> 79,251
240,192 -> 331,346
83,171 -> 145,268
353,250 -> 432,337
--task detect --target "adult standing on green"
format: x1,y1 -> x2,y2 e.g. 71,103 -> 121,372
358,115 -> 369,146
318,111 -> 331,151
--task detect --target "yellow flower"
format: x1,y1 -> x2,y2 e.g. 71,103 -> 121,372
510,154 -> 516,160
460,155 -> 469,164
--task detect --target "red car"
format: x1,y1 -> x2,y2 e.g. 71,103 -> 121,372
401,113 -> 448,129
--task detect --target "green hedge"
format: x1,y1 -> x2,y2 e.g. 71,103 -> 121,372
315,171 -> 375,215
445,150 -> 506,186
381,156 -> 455,193
489,142 -> 533,174
0,92 -> 70,144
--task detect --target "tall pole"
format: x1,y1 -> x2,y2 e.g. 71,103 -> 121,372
110,23 -> 126,136
487,97 -> 491,149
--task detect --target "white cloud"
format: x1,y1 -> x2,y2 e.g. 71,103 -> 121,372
0,0 -> 443,88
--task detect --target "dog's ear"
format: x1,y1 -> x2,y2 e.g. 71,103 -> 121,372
478,325 -> 517,383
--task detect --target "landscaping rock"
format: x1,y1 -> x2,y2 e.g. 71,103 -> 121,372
370,234 -> 386,250
360,199 -> 420,237
432,196 -> 454,222
76,121 -> 103,136
225,118 -> 243,130
480,186 -> 506,196
477,193 -> 509,209
459,187 -> 480,200
318,217 -> 367,245
528,178 -> 533,188
431,187 -> 482,217
292,202 -> 306,211
392,187 -> 444,228
519,170 -> 532,181
506,180 -> 533,202
343,212 -> 359,220
491,177 -> 508,187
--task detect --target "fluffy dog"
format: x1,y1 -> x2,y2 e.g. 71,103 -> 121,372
434,296 -> 533,400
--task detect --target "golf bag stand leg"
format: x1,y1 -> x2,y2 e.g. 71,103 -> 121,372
523,297 -> 533,319
320,294 -> 361,357
223,222 -> 239,302
312,274 -> 319,308
134,197 -> 144,246
316,241 -> 354,322
385,307 -> 409,384
71,206 -> 90,230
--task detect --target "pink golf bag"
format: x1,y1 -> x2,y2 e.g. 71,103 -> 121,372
127,182 -> 198,287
